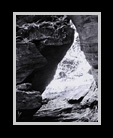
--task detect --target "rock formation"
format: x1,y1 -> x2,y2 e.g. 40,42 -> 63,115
16,42 -> 47,84
33,32 -> 98,122
16,15 -> 98,122
16,15 -> 74,121
68,15 -> 98,84
33,81 -> 98,122
16,15 -> 74,91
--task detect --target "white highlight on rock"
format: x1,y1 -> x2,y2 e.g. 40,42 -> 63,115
42,21 -> 94,99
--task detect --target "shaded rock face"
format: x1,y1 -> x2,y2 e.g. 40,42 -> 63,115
16,83 -> 42,121
16,89 -> 42,110
16,15 -> 74,92
16,15 -> 74,119
16,42 -> 47,84
68,15 -> 98,84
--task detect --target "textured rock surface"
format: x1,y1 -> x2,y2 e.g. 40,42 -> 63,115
16,15 -> 98,122
16,15 -> 74,92
31,31 -> 98,122
30,22 -> 98,122
16,15 -> 74,120
32,81 -> 98,122
68,15 -> 98,84
16,89 -> 42,110
16,83 -> 32,91
16,42 -> 47,84
16,83 -> 42,121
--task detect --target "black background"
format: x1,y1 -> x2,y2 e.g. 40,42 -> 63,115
6,0 -> 106,135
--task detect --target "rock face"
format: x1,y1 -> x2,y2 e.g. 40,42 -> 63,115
33,81 -> 98,122
16,15 -> 74,92
16,83 -> 42,121
68,15 -> 98,84
16,15 -> 98,122
16,90 -> 42,110
32,33 -> 98,122
16,15 -> 74,119
16,42 -> 47,84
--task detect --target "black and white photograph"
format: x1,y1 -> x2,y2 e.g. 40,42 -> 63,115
13,12 -> 101,125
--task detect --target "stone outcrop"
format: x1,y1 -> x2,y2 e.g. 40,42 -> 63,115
68,15 -> 98,84
16,15 -> 74,92
16,15 -> 74,120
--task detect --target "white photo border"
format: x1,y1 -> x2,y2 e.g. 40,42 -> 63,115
13,12 -> 101,125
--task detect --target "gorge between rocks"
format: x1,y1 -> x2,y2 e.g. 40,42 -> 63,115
15,15 -> 99,122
